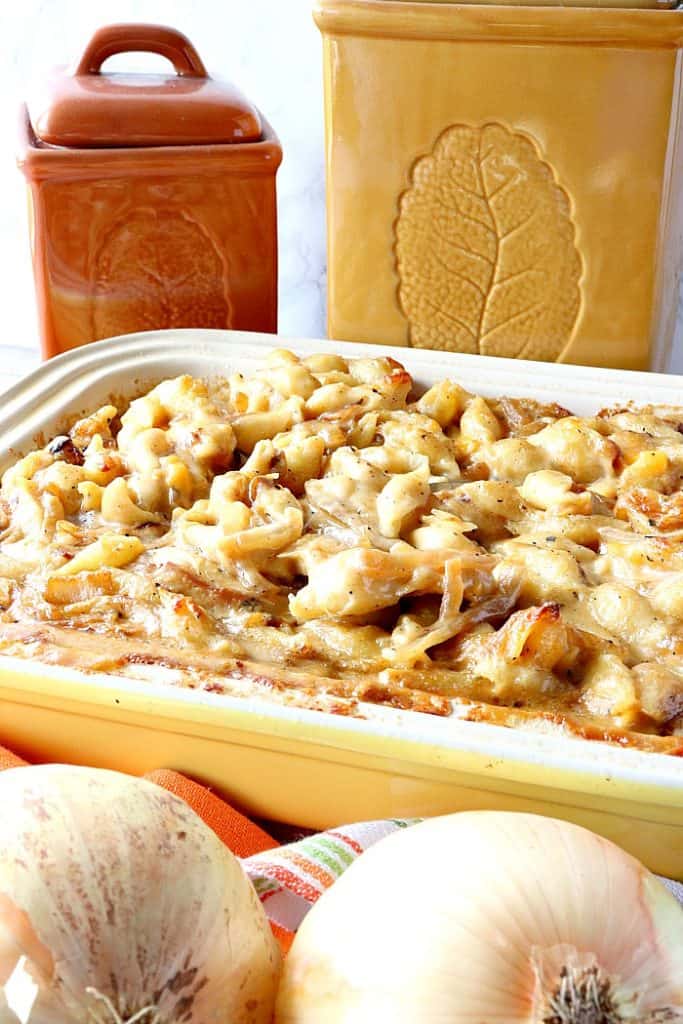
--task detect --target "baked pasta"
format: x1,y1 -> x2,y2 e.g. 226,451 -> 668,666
0,348 -> 682,754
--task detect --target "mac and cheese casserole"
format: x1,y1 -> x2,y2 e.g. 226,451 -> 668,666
0,348 -> 682,754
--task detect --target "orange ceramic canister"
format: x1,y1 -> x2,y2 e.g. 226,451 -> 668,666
315,0 -> 683,371
18,24 -> 282,358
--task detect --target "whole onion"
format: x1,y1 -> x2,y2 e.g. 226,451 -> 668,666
0,765 -> 280,1023
276,812 -> 683,1024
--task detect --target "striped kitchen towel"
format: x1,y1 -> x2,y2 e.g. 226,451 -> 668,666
242,818 -> 683,950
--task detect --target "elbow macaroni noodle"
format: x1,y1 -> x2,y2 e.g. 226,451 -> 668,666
0,347 -> 682,751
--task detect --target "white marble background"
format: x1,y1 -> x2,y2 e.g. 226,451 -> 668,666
0,0 -> 682,378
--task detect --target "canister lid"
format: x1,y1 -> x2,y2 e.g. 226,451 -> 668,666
30,23 -> 263,148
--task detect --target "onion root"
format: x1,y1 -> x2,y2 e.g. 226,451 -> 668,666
86,988 -> 160,1024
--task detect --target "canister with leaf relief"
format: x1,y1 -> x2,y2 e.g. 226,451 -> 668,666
315,0 -> 683,370
18,23 -> 282,358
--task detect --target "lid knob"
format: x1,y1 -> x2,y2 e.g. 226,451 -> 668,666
75,23 -> 208,79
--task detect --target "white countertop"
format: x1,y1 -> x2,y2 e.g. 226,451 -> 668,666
0,347 -> 38,394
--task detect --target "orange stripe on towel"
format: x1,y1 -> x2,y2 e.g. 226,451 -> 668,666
261,863 -> 320,904
284,850 -> 335,890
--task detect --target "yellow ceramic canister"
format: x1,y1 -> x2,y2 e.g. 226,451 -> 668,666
314,0 -> 683,370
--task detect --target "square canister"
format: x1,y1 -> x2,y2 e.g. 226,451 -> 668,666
18,24 -> 282,358
315,0 -> 683,371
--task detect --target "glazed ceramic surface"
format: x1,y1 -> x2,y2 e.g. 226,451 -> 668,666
0,329 -> 681,879
17,24 -> 282,358
315,0 -> 683,371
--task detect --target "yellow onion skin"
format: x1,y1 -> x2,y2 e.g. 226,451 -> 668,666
276,812 -> 683,1024
0,765 -> 280,1024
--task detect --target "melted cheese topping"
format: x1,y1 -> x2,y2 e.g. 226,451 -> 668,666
1,348 -> 682,752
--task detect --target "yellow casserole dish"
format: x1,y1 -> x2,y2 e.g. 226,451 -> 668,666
0,330 -> 681,877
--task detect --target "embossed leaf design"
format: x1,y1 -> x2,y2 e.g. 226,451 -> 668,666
395,123 -> 581,361
92,208 -> 231,341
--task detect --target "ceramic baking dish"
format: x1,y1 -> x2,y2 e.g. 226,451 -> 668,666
0,330 -> 681,878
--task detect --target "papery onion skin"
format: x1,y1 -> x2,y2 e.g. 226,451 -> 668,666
275,812 -> 683,1024
0,765 -> 280,1024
